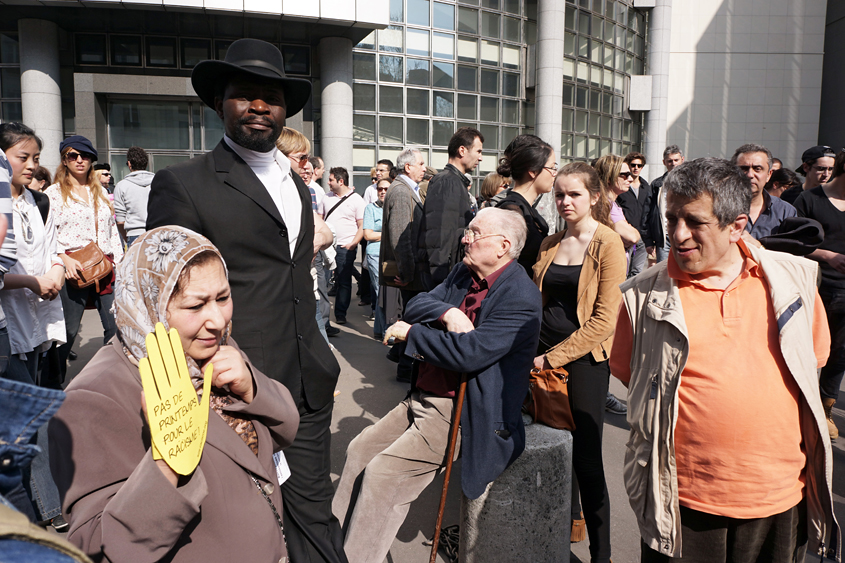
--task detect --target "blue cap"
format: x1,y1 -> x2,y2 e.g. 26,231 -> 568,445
59,135 -> 98,161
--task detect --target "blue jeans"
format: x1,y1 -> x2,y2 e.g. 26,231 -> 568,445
334,246 -> 357,320
366,254 -> 385,337
315,301 -> 328,343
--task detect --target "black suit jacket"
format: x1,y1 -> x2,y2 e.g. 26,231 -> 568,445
421,164 -> 474,286
617,177 -> 651,242
146,141 -> 340,410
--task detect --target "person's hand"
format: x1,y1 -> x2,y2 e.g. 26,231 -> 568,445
141,393 -> 179,488
140,323 -> 212,476
393,276 -> 409,287
827,252 -> 845,275
29,276 -> 60,300
60,254 -> 84,281
442,308 -> 474,334
207,345 -> 254,404
313,214 -> 333,257
533,355 -> 551,370
383,321 -> 412,345
344,242 -> 358,251
47,265 -> 65,292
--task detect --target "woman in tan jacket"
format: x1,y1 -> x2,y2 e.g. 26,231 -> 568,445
49,226 -> 299,563
532,162 -> 626,563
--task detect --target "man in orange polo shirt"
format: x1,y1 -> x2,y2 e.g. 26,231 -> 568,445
610,157 -> 839,562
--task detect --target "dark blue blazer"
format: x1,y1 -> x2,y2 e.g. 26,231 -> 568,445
403,259 -> 542,499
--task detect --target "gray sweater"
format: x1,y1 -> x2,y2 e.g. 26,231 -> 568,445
113,170 -> 155,237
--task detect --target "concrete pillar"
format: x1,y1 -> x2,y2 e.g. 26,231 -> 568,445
319,37 -> 353,178
18,19 -> 63,171
460,418 -> 572,562
643,0 -> 671,182
533,0 -> 566,234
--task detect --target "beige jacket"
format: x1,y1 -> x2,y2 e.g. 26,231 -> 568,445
49,339 -> 299,563
533,223 -> 627,367
619,244 -> 839,560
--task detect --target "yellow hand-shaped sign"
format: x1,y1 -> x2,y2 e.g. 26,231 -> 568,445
139,323 -> 212,476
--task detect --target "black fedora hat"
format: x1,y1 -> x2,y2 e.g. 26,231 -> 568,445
191,38 -> 312,116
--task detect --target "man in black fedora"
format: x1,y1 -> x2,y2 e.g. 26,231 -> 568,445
146,38 -> 346,563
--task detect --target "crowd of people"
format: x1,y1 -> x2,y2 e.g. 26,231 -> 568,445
0,36 -> 842,563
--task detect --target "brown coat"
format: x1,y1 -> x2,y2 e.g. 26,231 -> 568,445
49,339 -> 299,563
532,223 -> 626,367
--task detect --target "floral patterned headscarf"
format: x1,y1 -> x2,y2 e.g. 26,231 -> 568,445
115,226 -> 259,455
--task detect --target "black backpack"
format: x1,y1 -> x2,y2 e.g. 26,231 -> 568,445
26,187 -> 49,225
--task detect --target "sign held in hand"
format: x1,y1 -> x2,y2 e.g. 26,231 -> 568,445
140,323 -> 212,476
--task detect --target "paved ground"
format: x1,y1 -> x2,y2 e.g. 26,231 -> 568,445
68,283 -> 845,563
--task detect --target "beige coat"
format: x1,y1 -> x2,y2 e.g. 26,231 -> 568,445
49,339 -> 299,563
619,244 -> 839,560
532,223 -> 627,367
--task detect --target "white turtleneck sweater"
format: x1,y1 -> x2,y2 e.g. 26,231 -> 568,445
224,135 -> 302,255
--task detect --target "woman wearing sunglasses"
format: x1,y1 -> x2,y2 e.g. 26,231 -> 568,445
0,122 -> 67,530
593,154 -> 640,254
45,135 -> 123,382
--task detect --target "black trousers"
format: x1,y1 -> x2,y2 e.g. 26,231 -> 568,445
282,393 -> 349,563
819,286 -> 845,401
567,354 -> 612,563
641,500 -> 807,563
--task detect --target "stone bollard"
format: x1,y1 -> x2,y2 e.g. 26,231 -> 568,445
459,416 -> 572,563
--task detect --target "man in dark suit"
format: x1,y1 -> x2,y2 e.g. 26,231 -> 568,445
146,39 -> 345,563
332,207 -> 542,563
618,151 -> 651,278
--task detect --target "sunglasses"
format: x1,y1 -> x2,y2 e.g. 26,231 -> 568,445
619,171 -> 633,179
65,151 -> 93,162
377,187 -> 389,192
629,163 -> 643,168
289,154 -> 309,165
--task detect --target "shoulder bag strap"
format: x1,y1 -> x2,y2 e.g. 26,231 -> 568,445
324,193 -> 352,221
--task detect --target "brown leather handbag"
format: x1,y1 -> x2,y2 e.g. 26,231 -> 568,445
523,367 -> 576,431
67,207 -> 113,293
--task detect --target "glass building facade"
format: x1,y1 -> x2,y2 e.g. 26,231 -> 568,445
351,0 -> 646,193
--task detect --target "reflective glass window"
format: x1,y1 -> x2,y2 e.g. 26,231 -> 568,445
76,34 -> 107,65
381,26 -> 405,53
406,28 -> 429,56
109,100 -> 190,149
588,114 -> 600,136
480,96 -> 498,121
146,37 -> 177,68
354,53 -> 376,80
457,93 -> 477,119
433,2 -> 456,30
358,31 -> 375,50
111,35 -> 142,66
407,89 -> 429,115
561,133 -> 573,157
575,87 -> 587,108
591,41 -> 602,64
0,34 -> 19,64
591,64 -> 602,87
408,0 -> 431,26
574,110 -> 587,134
458,7 -> 478,33
282,45 -> 310,75
480,124 -> 498,149
181,38 -> 210,69
406,58 -> 430,85
502,44 -> 520,69
561,108 -> 573,130
379,116 -> 404,144
504,0 -> 520,14
458,36 -> 478,62
354,114 -> 376,142
408,118 -> 429,144
574,135 -> 586,158
480,40 -> 499,65
592,15 -> 602,39
433,32 -> 455,59
379,55 -> 404,82
502,126 -> 519,146
480,69 -> 498,94
390,0 -> 404,22
380,85 -> 404,113
354,83 -> 376,112
565,6 -> 575,30
562,83 -> 573,106
563,59 -> 575,81
433,120 -> 455,145
355,147 -> 377,173
577,61 -> 589,84
502,99 -> 518,124
433,61 -> 454,88
481,12 -> 500,38
204,106 -> 224,150
457,65 -> 477,90
564,32 -> 575,57
433,91 -> 454,117
578,36 -> 589,58
482,0 -> 500,8
503,72 -> 519,97
0,68 -> 20,99
503,17 -> 520,42
578,10 -> 590,35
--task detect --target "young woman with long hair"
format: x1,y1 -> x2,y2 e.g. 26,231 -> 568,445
0,122 -> 67,529
45,136 -> 123,382
532,162 -> 626,563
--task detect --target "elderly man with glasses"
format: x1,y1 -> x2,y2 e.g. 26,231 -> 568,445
333,207 -> 542,563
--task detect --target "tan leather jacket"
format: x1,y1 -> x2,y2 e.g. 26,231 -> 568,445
619,244 -> 840,560
533,223 -> 627,367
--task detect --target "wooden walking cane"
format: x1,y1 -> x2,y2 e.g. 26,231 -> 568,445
428,372 -> 468,563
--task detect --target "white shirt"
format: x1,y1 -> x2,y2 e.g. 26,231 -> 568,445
224,135 -> 302,255
398,175 -> 422,202
322,191 -> 365,247
1,189 -> 66,355
44,185 -> 124,261
363,183 -> 379,205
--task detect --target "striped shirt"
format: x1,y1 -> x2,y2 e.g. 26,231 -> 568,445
0,149 -> 18,328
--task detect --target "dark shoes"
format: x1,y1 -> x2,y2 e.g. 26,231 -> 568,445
326,325 -> 341,337
335,316 -> 347,325
68,350 -> 77,361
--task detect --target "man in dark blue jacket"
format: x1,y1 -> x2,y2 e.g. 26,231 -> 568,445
332,207 -> 542,563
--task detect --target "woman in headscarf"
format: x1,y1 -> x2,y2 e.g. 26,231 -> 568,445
49,226 -> 299,563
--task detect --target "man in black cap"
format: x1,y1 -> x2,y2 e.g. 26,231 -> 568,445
146,38 -> 345,563
781,145 -> 836,204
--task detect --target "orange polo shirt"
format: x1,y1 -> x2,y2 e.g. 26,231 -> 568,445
611,242 -> 830,518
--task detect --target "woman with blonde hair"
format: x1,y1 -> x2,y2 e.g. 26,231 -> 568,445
593,154 -> 640,252
276,126 -> 310,174
45,135 -> 123,382
532,162 -> 625,563
479,172 -> 510,208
